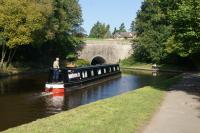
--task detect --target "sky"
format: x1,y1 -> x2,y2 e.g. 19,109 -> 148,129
79,0 -> 144,34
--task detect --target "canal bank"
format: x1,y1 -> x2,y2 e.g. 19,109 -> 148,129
2,75 -> 180,133
121,66 -> 184,73
0,68 -> 48,78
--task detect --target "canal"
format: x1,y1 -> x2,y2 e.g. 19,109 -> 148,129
0,70 -> 176,131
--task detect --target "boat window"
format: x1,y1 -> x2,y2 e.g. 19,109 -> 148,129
82,72 -> 85,78
85,71 -> 88,78
98,69 -> 101,75
91,70 -> 94,76
109,67 -> 111,72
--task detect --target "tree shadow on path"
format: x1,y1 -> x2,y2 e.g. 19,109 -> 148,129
167,73 -> 200,118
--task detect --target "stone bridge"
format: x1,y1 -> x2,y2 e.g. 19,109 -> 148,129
78,39 -> 133,65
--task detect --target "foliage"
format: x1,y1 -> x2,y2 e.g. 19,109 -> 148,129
0,0 -> 83,68
133,0 -> 177,63
0,0 -> 53,48
74,59 -> 90,67
120,55 -> 138,66
133,0 -> 200,67
73,26 -> 87,38
119,23 -> 127,32
112,23 -> 127,36
166,0 -> 200,57
130,21 -> 135,32
89,21 -> 111,38
120,56 -> 153,70
66,52 -> 77,61
120,55 -> 193,71
112,27 -> 118,35
0,0 -> 53,67
48,0 -> 82,36
44,0 -> 83,58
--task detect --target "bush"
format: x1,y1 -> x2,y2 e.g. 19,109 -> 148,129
120,56 -> 138,66
74,59 -> 90,67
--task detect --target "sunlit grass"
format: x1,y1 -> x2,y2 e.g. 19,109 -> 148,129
120,56 -> 187,72
120,57 -> 152,70
3,76 -> 180,133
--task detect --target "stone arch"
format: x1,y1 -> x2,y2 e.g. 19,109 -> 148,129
91,56 -> 106,65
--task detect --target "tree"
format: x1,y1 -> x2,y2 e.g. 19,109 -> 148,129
166,0 -> 200,57
112,27 -> 118,35
89,21 -> 101,38
130,21 -> 135,32
133,0 -> 175,63
89,22 -> 111,38
0,0 -> 83,68
50,0 -> 83,34
105,25 -> 112,38
73,26 -> 87,38
0,0 -> 53,67
119,23 -> 126,32
22,0 -> 83,62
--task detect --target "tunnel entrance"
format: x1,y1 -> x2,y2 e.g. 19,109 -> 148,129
91,56 -> 106,65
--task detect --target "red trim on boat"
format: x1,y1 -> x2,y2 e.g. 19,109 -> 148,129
45,88 -> 64,94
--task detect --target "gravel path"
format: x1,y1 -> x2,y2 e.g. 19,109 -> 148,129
142,73 -> 200,133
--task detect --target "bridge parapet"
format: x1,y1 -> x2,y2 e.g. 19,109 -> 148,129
84,39 -> 132,45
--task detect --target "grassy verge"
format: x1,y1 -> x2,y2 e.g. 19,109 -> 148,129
3,76 -> 180,133
120,57 -> 153,70
0,63 -> 49,77
121,63 -> 153,70
120,57 -> 187,72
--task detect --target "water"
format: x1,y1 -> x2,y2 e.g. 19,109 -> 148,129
0,70 -> 176,131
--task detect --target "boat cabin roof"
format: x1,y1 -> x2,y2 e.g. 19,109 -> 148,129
62,64 -> 119,71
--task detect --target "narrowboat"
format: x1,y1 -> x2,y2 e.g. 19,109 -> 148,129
45,64 -> 121,93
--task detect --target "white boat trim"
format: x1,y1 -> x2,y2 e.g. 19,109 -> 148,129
45,83 -> 64,89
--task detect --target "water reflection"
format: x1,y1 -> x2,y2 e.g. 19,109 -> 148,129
44,70 -> 175,111
0,74 -> 47,95
152,71 -> 158,77
0,70 -> 176,131
44,93 -> 65,112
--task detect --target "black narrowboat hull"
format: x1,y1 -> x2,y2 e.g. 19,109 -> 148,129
64,70 -> 121,87
46,64 -> 121,91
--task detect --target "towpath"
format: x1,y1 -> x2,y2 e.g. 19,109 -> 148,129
142,73 -> 200,133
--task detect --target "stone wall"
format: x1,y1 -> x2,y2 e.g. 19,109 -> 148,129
78,39 -> 133,64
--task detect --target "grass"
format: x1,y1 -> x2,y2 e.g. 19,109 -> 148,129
120,56 -> 188,72
120,57 -> 152,70
121,63 -> 153,70
2,76 -> 180,133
